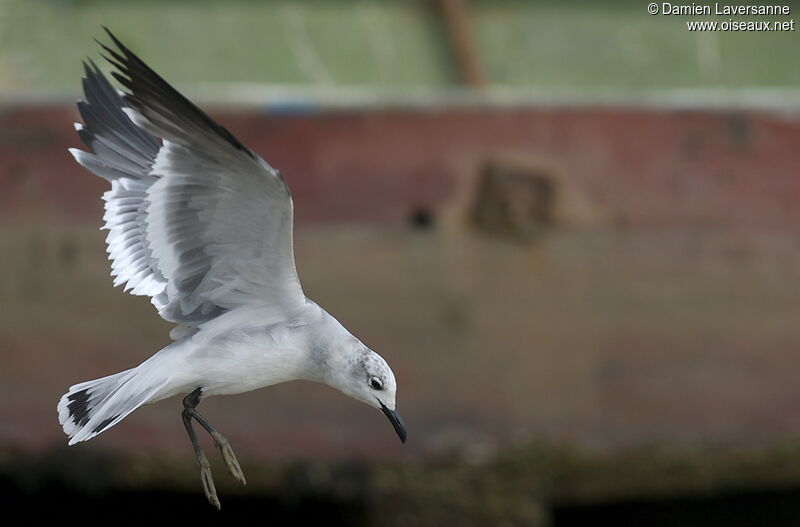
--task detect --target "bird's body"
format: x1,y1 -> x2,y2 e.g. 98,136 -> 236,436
162,304 -> 320,398
137,301 -> 361,400
59,301 -> 360,441
57,30 -> 404,507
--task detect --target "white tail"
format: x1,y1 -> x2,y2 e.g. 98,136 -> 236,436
57,368 -> 166,445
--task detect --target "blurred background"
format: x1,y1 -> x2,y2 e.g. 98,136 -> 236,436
3,0 -> 800,525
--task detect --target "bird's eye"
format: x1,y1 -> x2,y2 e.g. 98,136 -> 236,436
370,377 -> 383,390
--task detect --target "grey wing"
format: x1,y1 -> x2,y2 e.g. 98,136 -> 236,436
69,32 -> 306,327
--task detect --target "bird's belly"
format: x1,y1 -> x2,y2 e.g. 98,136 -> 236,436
141,314 -> 315,403
182,341 -> 308,397
198,367 -> 288,396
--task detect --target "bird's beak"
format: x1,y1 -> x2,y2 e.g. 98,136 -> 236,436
379,401 -> 407,443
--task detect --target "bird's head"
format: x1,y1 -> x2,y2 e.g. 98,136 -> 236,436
325,338 -> 405,443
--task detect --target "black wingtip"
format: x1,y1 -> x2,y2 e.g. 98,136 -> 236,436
99,52 -> 127,74
102,26 -> 116,43
102,27 -> 129,57
81,58 -> 101,77
87,25 -> 255,159
94,28 -> 130,70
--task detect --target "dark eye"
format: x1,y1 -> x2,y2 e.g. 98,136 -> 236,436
370,377 -> 383,390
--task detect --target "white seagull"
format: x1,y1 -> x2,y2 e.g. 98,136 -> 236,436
57,29 -> 405,508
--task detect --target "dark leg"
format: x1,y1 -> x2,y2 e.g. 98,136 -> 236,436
182,388 -> 247,509
187,399 -> 246,485
182,388 -> 220,509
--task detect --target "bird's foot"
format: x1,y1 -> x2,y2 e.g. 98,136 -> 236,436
214,435 -> 247,485
197,451 -> 221,510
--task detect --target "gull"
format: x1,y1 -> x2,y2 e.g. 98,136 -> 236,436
57,29 -> 405,509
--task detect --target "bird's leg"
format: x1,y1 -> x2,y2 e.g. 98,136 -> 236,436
182,388 -> 220,509
183,388 -> 247,486
189,405 -> 247,485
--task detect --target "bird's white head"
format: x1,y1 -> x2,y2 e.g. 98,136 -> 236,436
339,341 -> 405,443
312,318 -> 405,443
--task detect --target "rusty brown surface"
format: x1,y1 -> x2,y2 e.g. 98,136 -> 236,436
3,104 -> 800,229
1,104 -> 800,464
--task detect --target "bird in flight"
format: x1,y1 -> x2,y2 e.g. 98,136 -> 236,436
57,29 -> 405,508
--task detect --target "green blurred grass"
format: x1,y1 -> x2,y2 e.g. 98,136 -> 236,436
0,0 -> 800,94
474,1 -> 800,88
1,0 -> 451,94
3,0 -> 800,96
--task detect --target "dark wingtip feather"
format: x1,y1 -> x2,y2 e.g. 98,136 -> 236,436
102,26 -> 118,45
99,52 -> 126,74
86,58 -> 104,77
73,44 -> 161,166
93,36 -> 126,67
101,28 -> 136,65
93,28 -> 254,159
97,42 -> 128,71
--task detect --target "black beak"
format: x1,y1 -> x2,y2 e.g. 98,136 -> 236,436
379,401 -> 407,443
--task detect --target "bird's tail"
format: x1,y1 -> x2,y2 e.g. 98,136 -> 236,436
57,368 -> 165,445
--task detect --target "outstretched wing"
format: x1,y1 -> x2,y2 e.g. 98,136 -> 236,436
70,30 -> 305,326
